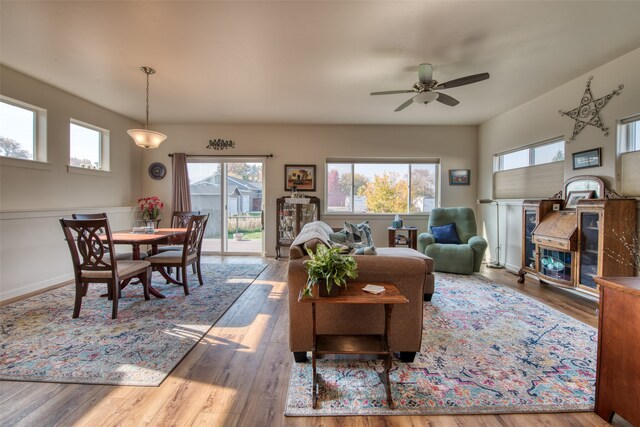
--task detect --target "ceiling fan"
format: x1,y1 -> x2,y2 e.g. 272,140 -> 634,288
370,63 -> 490,112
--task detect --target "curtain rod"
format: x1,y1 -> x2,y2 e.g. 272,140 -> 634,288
168,153 -> 273,158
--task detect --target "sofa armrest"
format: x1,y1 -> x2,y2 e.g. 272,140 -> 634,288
468,235 -> 488,272
417,232 -> 435,253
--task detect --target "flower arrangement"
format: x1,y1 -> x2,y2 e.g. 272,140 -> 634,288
138,196 -> 164,221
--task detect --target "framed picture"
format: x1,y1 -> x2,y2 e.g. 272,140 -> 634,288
449,169 -> 470,186
285,164 -> 316,191
565,190 -> 594,209
572,148 -> 602,170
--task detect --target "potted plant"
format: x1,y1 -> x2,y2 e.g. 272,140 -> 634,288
302,244 -> 358,297
137,196 -> 164,227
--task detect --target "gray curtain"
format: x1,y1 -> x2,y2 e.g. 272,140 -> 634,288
171,153 -> 192,212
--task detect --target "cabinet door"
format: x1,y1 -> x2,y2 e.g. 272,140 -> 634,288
579,211 -> 600,290
524,209 -> 537,269
539,248 -> 573,283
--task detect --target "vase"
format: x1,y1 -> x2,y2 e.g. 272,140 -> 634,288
319,280 -> 341,297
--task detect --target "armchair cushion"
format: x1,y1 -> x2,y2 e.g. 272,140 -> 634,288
430,223 -> 461,244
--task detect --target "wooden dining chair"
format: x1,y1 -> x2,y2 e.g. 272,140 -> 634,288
146,214 -> 209,295
155,210 -> 201,278
72,212 -> 146,260
60,217 -> 151,319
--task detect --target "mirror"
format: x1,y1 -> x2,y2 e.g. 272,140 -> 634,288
564,175 -> 605,200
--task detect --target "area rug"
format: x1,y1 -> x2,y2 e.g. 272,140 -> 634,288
285,273 -> 597,416
0,263 -> 266,386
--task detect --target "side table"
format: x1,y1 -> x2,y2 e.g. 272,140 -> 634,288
298,282 -> 408,409
387,227 -> 418,250
593,276 -> 640,426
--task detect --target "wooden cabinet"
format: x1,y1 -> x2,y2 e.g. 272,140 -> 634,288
518,198 -> 636,296
594,276 -> 640,426
276,196 -> 320,258
576,199 -> 637,292
518,200 -> 557,281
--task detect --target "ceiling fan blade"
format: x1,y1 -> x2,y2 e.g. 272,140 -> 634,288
370,90 -> 414,96
435,92 -> 460,106
436,72 -> 490,90
394,98 -> 414,112
418,63 -> 433,83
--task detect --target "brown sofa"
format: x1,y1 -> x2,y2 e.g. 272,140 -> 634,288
288,232 -> 435,363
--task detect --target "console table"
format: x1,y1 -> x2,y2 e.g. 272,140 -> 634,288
594,276 -> 640,426
298,282 -> 408,409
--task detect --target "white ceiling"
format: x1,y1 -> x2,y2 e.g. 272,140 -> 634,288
2,1 -> 640,126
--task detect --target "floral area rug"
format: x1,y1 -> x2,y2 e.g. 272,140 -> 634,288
285,273 -> 597,416
0,263 -> 266,386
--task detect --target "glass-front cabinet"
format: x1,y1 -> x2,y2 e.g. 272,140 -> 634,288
578,211 -> 600,290
276,196 -> 320,258
518,200 -> 557,283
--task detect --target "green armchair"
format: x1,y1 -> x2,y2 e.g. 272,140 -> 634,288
417,207 -> 487,275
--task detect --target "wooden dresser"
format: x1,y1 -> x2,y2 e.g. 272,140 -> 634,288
594,276 -> 640,425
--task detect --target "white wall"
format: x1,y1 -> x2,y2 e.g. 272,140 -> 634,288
142,124 -> 478,257
478,47 -> 640,271
0,66 -> 144,300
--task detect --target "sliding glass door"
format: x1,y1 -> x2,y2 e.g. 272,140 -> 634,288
187,159 -> 264,254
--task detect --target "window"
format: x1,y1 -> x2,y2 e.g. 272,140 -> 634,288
619,114 -> 640,153
69,119 -> 109,170
0,97 -> 45,161
495,138 -> 564,171
326,160 -> 439,214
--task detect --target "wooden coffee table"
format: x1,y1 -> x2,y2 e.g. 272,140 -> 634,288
298,282 -> 408,409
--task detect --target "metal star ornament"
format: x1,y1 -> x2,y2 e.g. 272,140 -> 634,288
559,76 -> 623,142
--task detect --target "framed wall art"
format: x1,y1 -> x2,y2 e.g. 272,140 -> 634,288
285,164 -> 316,191
565,190 -> 594,209
449,169 -> 470,186
572,148 -> 602,170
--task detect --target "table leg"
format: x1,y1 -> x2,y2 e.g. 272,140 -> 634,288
312,302 -> 318,409
127,243 -> 166,299
384,304 -> 394,409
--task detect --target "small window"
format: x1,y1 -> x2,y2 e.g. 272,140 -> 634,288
619,115 -> 640,154
326,160 -> 439,214
0,98 -> 41,161
69,120 -> 109,170
495,138 -> 564,171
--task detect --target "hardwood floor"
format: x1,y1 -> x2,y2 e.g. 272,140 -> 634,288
0,256 -> 620,426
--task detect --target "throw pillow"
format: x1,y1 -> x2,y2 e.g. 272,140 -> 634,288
344,221 -> 374,248
354,245 -> 377,255
430,223 -> 461,244
328,231 -> 348,244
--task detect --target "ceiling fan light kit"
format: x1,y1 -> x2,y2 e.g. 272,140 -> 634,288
128,66 -> 167,149
371,63 -> 490,112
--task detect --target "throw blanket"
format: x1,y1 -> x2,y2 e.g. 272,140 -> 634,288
291,221 -> 333,249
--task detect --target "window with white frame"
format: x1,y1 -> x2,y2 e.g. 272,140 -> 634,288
69,119 -> 109,170
619,114 -> 640,153
0,97 -> 45,161
494,138 -> 565,171
326,160 -> 439,214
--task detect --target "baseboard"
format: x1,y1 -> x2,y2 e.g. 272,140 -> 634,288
0,274 -> 73,304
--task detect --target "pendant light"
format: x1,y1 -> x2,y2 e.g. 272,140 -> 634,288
127,66 -> 167,149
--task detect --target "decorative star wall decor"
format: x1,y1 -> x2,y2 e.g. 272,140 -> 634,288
559,76 -> 623,142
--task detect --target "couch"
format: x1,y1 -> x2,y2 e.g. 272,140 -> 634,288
287,221 -> 435,363
417,207 -> 487,275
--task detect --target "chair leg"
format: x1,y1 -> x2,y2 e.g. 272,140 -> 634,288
73,282 -> 83,318
196,261 -> 204,287
182,265 -> 190,295
111,282 -> 119,319
141,268 -> 151,301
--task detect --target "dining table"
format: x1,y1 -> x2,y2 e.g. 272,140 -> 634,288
103,227 -> 188,299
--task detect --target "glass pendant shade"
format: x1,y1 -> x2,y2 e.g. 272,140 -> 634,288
413,91 -> 439,104
128,66 -> 166,149
127,129 -> 167,149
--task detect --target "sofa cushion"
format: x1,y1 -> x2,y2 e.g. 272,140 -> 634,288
430,223 -> 461,244
376,247 -> 434,273
354,245 -> 377,255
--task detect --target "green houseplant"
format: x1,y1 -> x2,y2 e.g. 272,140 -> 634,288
302,244 -> 358,297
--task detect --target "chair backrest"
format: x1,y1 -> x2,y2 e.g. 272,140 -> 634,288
182,214 -> 209,258
72,212 -> 108,220
172,211 -> 201,228
428,207 -> 478,244
60,217 -> 118,280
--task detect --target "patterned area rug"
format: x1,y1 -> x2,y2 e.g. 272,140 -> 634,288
0,263 -> 266,386
285,273 -> 597,416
